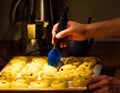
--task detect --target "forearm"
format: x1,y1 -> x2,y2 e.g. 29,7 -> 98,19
86,18 -> 120,38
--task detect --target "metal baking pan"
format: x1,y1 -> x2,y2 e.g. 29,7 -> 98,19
0,56 -> 102,91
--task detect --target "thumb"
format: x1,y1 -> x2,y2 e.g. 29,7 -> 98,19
56,29 -> 69,39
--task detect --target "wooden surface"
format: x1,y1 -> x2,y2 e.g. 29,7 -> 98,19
0,91 -> 87,93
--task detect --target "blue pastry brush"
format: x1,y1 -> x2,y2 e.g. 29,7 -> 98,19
48,7 -> 69,67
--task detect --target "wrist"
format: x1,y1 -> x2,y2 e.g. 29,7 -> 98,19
83,24 -> 92,39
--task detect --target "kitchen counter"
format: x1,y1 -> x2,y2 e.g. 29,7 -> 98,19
0,40 -> 120,93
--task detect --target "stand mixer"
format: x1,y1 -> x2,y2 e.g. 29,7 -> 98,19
9,0 -> 64,56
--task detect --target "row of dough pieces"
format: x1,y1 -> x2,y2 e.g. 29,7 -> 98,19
0,56 -> 97,88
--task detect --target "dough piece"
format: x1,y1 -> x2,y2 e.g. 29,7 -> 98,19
2,63 -> 24,81
0,80 -> 11,88
57,71 -> 74,81
40,65 -> 57,80
12,60 -> 27,67
21,70 -> 38,82
82,57 -> 97,66
2,68 -> 18,81
78,69 -> 93,79
59,64 -> 76,72
11,78 -> 28,88
78,62 -> 91,70
0,75 -> 7,80
72,75 -> 87,87
31,79 -> 51,88
31,57 -> 47,70
9,56 -> 27,65
20,63 -> 39,82
51,78 -> 68,88
74,62 -> 93,79
31,57 -> 47,64
61,56 -> 82,67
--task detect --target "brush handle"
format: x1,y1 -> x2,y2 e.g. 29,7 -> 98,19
54,7 -> 69,49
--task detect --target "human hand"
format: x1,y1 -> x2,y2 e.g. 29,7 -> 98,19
87,75 -> 120,93
52,21 -> 88,48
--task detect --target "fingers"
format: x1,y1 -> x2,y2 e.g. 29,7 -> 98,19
87,75 -> 120,93
56,29 -> 70,39
87,75 -> 113,91
59,37 -> 68,48
87,75 -> 111,84
51,23 -> 69,44
89,87 -> 114,93
60,41 -> 67,48
52,22 -> 70,45
52,21 -> 72,47
56,21 -> 72,39
52,23 -> 59,45
87,79 -> 118,93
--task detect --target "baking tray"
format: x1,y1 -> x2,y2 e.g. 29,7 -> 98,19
0,56 -> 102,91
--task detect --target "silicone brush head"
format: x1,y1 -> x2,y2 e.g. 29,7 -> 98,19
47,7 -> 69,67
48,48 -> 61,67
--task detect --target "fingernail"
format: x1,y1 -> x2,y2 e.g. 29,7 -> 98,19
56,33 -> 60,38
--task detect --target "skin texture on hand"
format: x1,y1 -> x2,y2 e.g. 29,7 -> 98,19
52,21 -> 88,48
52,18 -> 120,48
87,75 -> 120,93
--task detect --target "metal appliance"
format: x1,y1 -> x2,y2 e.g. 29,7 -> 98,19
9,0 -> 64,56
